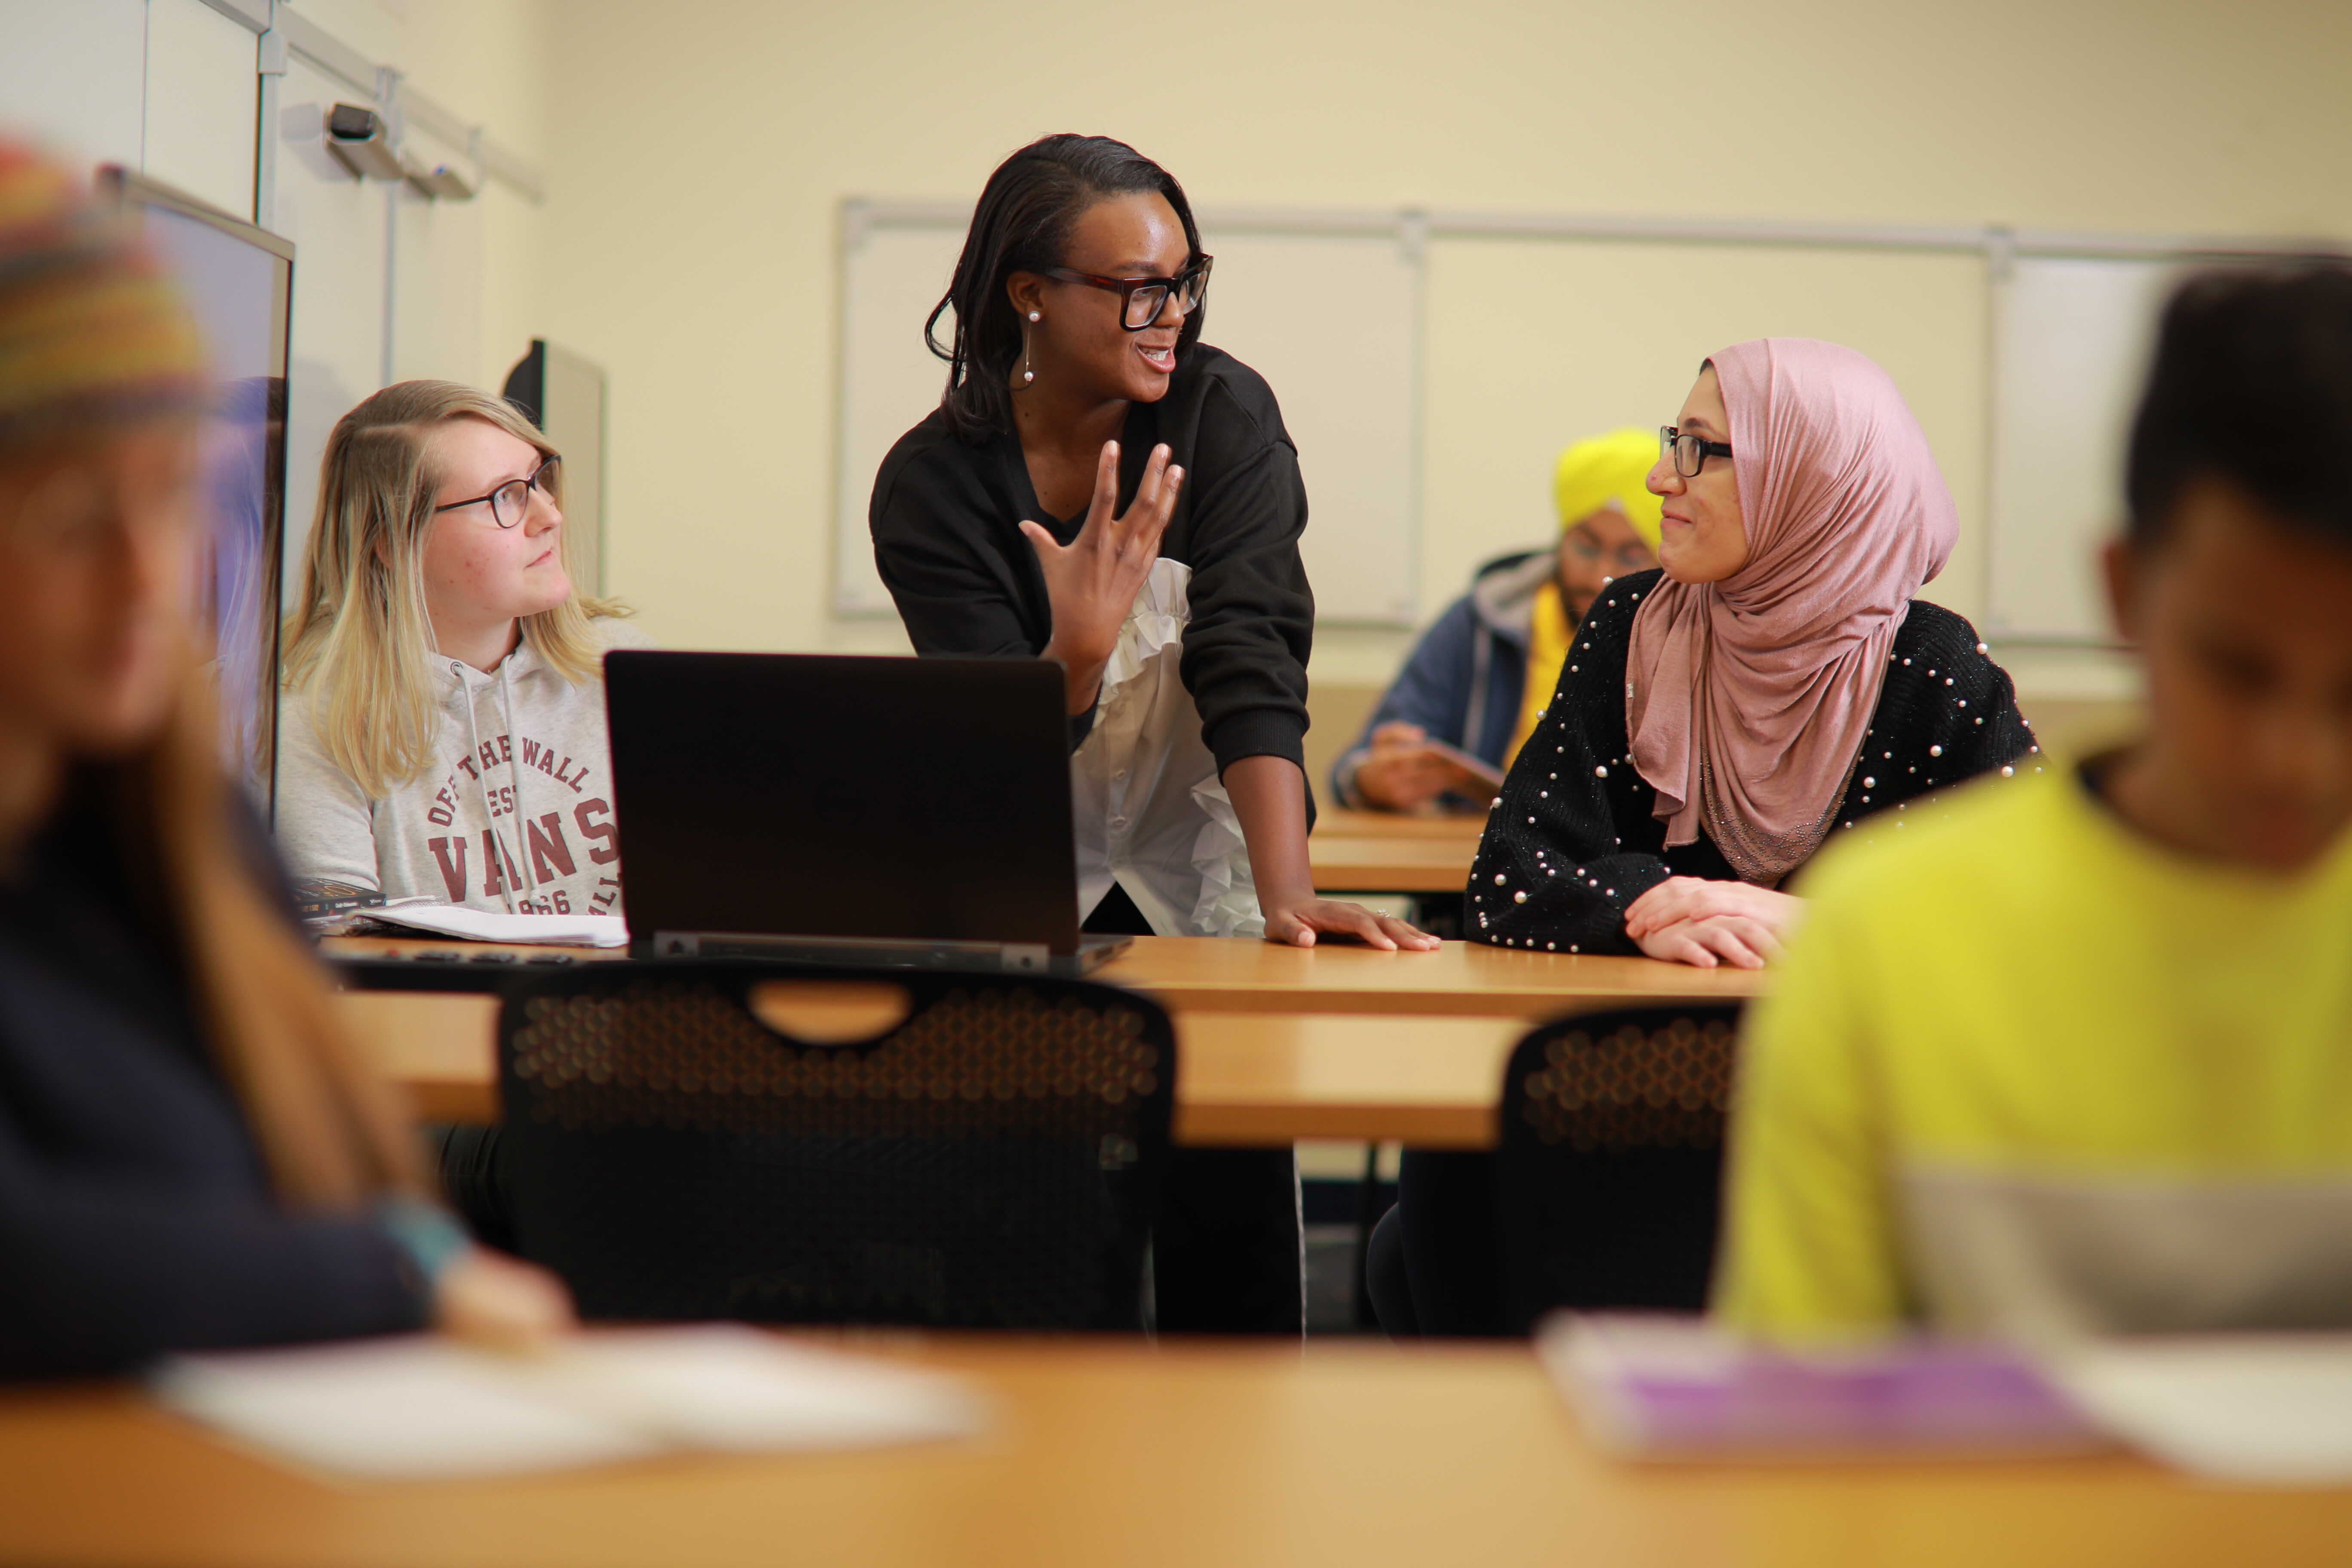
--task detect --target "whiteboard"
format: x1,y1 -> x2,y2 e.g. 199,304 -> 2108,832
1988,255 -> 2183,642
833,206 -> 1423,626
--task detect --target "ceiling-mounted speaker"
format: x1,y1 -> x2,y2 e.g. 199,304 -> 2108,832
403,156 -> 478,201
325,104 -> 404,181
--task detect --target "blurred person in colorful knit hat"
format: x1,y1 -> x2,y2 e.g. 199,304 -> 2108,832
0,142 -> 572,1380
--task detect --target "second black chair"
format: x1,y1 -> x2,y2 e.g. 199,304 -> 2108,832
1491,1002 -> 1744,1332
492,960 -> 1175,1331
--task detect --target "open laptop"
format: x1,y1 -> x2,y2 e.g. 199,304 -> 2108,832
603,650 -> 1132,974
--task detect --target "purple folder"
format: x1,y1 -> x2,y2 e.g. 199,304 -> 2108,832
1538,1314 -> 2103,1459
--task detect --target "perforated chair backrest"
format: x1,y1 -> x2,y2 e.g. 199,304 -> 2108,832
494,961 -> 1174,1330
1492,1003 -> 1743,1332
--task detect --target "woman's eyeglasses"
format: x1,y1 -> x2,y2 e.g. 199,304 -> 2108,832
433,454 -> 560,530
1660,426 -> 1733,478
1040,256 -> 1213,330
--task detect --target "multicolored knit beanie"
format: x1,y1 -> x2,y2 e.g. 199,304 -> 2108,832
0,143 -> 205,452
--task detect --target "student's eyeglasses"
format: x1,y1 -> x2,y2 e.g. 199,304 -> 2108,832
1563,527 -> 1659,574
1660,426 -> 1733,478
1039,256 -> 1213,331
433,454 -> 560,530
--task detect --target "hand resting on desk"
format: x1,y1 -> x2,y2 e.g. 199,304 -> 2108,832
1624,876 -> 1805,970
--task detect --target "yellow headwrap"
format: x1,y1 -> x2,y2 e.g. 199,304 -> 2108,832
1553,426 -> 1663,545
1507,428 -> 1665,765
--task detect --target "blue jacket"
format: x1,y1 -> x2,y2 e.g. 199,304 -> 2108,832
1331,549 -> 1559,809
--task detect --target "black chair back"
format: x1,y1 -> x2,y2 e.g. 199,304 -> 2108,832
494,960 -> 1173,1330
1492,1003 -> 1743,1332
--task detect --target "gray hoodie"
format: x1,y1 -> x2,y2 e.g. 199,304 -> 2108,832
274,617 -> 647,916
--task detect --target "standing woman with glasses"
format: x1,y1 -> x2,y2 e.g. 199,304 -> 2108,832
1368,339 -> 2037,1337
277,382 -> 644,920
871,134 -> 1436,1334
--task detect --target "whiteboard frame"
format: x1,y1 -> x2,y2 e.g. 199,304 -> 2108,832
836,199 -> 2336,644
832,199 -> 1432,626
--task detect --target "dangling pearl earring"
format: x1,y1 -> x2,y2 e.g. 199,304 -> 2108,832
1020,311 -> 1040,386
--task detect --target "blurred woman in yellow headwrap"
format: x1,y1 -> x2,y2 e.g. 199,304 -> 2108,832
1333,428 -> 1661,813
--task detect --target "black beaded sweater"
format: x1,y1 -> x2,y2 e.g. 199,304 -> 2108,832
1467,569 -> 2037,954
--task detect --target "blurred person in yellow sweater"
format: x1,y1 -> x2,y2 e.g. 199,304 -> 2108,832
1715,265 -> 2352,1344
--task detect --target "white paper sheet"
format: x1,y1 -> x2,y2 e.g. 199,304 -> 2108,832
359,904 -> 631,948
152,1326 -> 988,1481
2050,1335 -> 2352,1485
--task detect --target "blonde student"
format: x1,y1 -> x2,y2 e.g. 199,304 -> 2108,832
0,145 -> 570,1377
277,382 -> 643,917
1717,266 -> 2352,1343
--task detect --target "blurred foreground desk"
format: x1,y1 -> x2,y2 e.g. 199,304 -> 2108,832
1,1338 -> 2340,1568
328,937 -> 1763,1146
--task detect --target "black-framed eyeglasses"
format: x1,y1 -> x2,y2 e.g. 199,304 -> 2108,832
1040,255 -> 1213,330
433,453 -> 560,530
1660,426 -> 1732,478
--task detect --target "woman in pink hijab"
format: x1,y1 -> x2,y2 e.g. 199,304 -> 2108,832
1465,338 -> 2036,968
1366,341 -> 2037,1338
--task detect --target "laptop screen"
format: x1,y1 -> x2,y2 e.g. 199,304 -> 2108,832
604,652 -> 1082,952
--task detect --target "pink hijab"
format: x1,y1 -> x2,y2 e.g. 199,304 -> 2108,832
1625,338 -> 1957,885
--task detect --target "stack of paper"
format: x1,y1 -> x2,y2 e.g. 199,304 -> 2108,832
2050,1336 -> 2352,1485
152,1326 -> 987,1480
358,903 -> 631,947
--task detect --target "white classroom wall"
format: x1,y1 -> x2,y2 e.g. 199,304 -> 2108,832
0,0 -> 551,580
9,1 -> 2352,707
527,0 -> 2352,702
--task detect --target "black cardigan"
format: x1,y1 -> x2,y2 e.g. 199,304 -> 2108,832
0,778 -> 426,1381
869,343 -> 1314,774
1468,569 -> 2037,953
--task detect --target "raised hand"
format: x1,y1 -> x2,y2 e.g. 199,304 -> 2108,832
1022,440 -> 1183,714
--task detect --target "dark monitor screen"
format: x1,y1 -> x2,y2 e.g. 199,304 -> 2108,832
102,168 -> 294,813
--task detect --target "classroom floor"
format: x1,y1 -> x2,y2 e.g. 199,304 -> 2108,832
1305,1222 -> 1371,1333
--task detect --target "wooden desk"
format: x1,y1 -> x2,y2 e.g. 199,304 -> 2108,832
1311,807 -> 1489,839
1308,833 -> 1481,894
331,937 -> 1758,1145
1309,808 -> 1483,893
1090,937 -> 1762,1019
323,935 -> 1764,1020
2,1338 -> 2341,1568
340,992 -> 1530,1148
